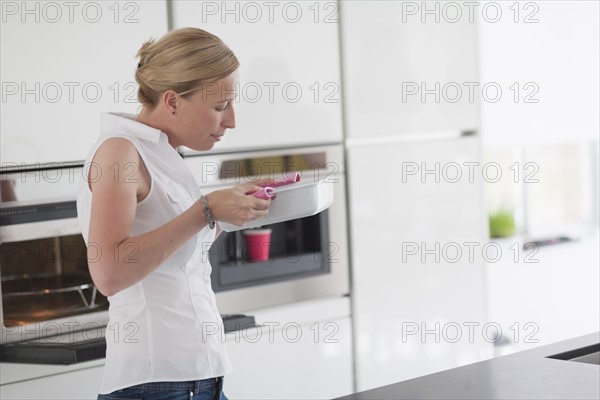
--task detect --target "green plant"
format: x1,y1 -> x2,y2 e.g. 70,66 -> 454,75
489,210 -> 516,238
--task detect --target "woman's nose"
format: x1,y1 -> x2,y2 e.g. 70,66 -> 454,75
222,105 -> 235,129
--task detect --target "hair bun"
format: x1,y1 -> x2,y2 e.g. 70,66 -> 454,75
136,39 -> 155,68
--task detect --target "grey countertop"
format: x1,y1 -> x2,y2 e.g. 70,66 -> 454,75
336,332 -> 600,400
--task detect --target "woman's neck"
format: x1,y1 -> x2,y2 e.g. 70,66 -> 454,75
136,106 -> 179,148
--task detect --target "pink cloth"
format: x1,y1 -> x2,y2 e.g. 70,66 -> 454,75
252,173 -> 301,199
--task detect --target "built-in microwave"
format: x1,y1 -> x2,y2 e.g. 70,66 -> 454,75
182,143 -> 350,314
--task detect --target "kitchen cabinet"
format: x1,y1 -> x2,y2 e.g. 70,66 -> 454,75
486,233 -> 600,356
0,1 -> 168,165
341,1 -> 491,392
0,360 -> 104,400
172,1 -> 343,151
0,298 -> 353,400
222,297 -> 354,399
347,136 -> 493,391
340,1 -> 480,138
0,298 -> 354,400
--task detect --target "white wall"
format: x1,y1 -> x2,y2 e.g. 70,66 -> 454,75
478,0 -> 599,146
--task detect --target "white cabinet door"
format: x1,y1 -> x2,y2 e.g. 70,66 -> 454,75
172,1 -> 343,151
0,1 -> 168,165
347,136 -> 493,391
0,364 -> 103,400
486,234 -> 600,356
340,1 -> 480,138
222,298 -> 354,399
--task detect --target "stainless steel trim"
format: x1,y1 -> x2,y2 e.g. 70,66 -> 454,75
0,218 -> 82,243
183,143 -> 345,186
179,141 -> 344,158
1,311 -> 109,344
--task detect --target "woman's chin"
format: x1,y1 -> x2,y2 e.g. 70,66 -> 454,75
188,142 -> 216,152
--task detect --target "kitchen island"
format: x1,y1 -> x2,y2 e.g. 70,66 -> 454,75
336,332 -> 599,400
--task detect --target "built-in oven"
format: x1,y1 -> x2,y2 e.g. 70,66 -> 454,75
182,143 -> 350,314
0,163 -> 109,363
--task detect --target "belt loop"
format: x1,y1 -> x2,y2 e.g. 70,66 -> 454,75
213,378 -> 218,400
215,377 -> 223,400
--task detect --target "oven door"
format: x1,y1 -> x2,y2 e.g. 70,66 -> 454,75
0,164 -> 110,347
183,144 -> 350,314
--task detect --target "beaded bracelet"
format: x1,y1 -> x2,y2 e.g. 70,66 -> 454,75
199,195 -> 216,230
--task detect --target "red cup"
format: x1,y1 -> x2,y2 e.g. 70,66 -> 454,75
243,229 -> 272,262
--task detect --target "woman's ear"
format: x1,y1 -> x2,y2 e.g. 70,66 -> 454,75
162,90 -> 179,115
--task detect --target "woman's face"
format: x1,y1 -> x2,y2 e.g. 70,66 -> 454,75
172,70 -> 239,151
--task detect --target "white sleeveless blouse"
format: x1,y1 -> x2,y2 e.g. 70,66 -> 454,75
77,112 -> 232,394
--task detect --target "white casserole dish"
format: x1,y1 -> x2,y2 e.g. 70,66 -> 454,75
218,178 -> 334,232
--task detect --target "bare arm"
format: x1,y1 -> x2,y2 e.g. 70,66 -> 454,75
87,138 -> 269,296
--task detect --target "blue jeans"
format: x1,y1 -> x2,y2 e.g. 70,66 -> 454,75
97,377 -> 228,400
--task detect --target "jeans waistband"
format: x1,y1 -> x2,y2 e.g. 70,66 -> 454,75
137,377 -> 223,394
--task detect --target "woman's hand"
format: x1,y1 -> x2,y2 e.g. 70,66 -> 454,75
205,182 -> 271,227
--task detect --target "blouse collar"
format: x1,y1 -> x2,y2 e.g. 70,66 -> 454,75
100,112 -> 169,144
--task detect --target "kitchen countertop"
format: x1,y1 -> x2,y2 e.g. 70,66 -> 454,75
336,332 -> 600,400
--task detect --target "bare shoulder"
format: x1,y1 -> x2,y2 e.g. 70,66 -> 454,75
93,137 -> 139,165
88,137 -> 142,192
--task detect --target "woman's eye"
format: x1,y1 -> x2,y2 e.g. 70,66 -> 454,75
216,102 -> 229,112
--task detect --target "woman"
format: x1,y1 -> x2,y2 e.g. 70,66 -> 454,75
77,28 -> 271,400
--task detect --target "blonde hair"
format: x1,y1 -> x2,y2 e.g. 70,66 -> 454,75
135,27 -> 239,107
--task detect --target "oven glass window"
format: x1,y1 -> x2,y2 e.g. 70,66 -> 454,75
1,234 -> 108,327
